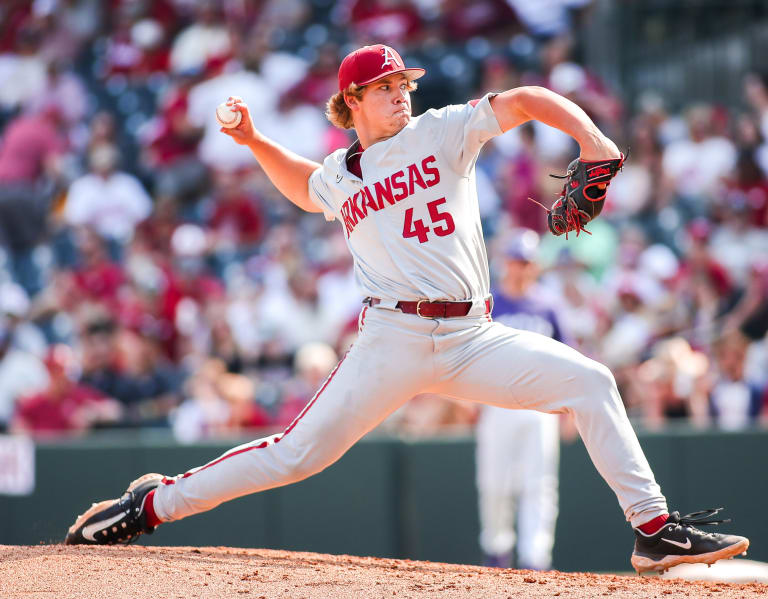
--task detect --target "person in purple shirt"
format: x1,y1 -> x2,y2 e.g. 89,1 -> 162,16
475,229 -> 564,570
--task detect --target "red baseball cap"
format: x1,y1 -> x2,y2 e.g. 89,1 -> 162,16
337,44 -> 425,92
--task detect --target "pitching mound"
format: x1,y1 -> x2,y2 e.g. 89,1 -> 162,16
1,545 -> 766,599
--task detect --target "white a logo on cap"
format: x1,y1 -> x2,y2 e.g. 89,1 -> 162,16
381,46 -> 402,68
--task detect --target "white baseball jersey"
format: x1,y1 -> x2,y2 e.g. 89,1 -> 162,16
308,93 -> 502,302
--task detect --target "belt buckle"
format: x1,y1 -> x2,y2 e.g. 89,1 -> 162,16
416,299 -> 431,318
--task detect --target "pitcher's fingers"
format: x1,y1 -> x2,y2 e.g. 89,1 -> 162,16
226,96 -> 244,105
230,102 -> 249,117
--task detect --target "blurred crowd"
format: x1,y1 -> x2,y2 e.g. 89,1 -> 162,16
0,0 -> 766,440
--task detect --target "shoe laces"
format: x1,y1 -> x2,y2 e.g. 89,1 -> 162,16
671,508 -> 731,537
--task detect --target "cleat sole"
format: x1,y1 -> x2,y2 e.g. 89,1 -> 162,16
631,538 -> 749,575
127,473 -> 164,492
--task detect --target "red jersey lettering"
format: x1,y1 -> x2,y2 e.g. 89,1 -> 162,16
337,155 -> 444,237
421,155 -> 440,187
363,186 -> 379,213
350,192 -> 366,222
407,163 -> 427,195
391,170 -> 408,201
340,202 -> 356,236
374,179 -> 395,208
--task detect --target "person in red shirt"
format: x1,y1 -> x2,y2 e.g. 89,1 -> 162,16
0,105 -> 67,185
0,102 -> 69,293
11,345 -> 122,436
141,72 -> 207,204
71,229 -> 126,306
208,170 -> 263,247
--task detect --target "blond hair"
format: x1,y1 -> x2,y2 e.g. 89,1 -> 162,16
325,78 -> 419,130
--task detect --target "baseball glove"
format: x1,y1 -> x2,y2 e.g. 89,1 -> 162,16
539,153 -> 626,238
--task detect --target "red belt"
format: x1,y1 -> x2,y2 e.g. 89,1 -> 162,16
366,297 -> 492,318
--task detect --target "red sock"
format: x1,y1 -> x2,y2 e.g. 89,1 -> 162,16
637,513 -> 669,535
143,490 -> 163,529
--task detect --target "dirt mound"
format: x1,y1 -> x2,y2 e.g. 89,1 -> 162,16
1,545 -> 765,599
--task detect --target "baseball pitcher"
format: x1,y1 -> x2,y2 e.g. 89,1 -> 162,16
66,44 -> 748,574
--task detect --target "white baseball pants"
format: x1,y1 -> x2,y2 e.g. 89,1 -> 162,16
153,305 -> 668,528
476,407 -> 559,569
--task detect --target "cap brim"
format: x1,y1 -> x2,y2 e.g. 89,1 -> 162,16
357,67 -> 426,87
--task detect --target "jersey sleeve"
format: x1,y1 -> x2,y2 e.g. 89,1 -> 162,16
307,166 -> 336,222
437,92 -> 503,175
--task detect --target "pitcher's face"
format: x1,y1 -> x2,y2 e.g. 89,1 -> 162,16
354,74 -> 412,137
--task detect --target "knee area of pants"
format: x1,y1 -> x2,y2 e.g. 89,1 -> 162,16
575,361 -> 618,398
286,461 -> 319,482
285,448 -> 332,481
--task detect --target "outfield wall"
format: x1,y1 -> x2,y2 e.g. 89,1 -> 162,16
1,429 -> 765,571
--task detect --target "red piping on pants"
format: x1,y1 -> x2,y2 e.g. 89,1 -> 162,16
162,352 -> 349,485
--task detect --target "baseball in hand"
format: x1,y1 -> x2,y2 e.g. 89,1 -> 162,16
216,102 -> 242,128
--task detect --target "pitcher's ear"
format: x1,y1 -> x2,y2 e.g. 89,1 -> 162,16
345,95 -> 360,111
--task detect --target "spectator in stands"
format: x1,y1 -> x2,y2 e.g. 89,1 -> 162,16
540,34 -> 622,133
207,303 -> 246,374
169,2 -> 231,76
102,8 -> 170,79
497,123 -> 547,232
344,0 -> 425,46
537,250 -> 601,356
728,261 -> 768,338
392,393 -> 477,436
662,104 -> 737,213
258,267 -> 336,353
10,344 -> 122,436
673,219 -> 739,349
276,341 -> 338,427
35,60 -> 88,134
78,314 -> 179,426
32,1 -> 99,63
171,359 -> 268,441
439,0 -> 518,41
708,332 -> 766,430
506,0 -> 592,38
743,71 -> 768,154
0,101 -> 68,293
164,224 -> 225,363
217,372 -> 270,433
0,281 -> 47,358
70,229 -> 126,305
633,338 -> 710,430
206,170 -> 264,261
26,269 -> 81,344
282,43 -> 339,109
0,321 -> 49,432
0,101 -> 66,185
113,325 -> 184,426
85,112 -> 118,155
171,358 -> 230,442
140,71 -> 206,206
0,22 -> 48,116
599,274 -> 657,388
64,144 -> 153,246
723,114 -> 768,228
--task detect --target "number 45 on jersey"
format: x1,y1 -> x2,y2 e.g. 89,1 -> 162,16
403,198 -> 455,243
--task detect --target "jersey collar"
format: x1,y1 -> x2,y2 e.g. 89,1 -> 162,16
340,139 -> 365,182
